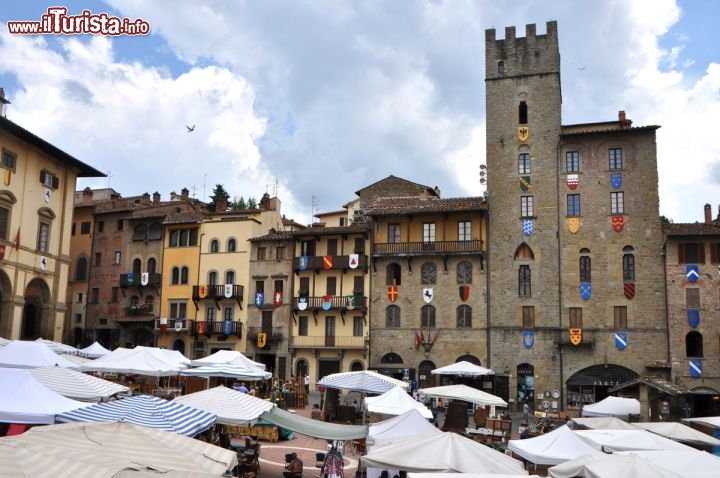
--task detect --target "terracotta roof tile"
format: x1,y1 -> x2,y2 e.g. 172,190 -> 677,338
292,223 -> 370,237
365,196 -> 487,216
663,223 -> 720,236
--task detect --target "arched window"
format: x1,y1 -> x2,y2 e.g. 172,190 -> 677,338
686,331 -> 704,357
133,258 -> 142,274
210,239 -> 219,253
421,304 -> 436,328
457,305 -> 472,328
380,353 -> 403,364
519,265 -> 531,297
421,262 -> 436,285
227,238 -> 236,252
208,271 -> 218,286
75,257 -> 88,281
580,254 -> 591,283
623,246 -> 635,281
147,257 -> 157,274
386,305 -> 401,328
225,270 -> 235,285
171,267 -> 180,285
180,266 -> 189,284
457,261 -> 472,284
515,243 -> 535,260
519,100 -> 528,124
386,263 -> 401,285
498,61 -> 504,75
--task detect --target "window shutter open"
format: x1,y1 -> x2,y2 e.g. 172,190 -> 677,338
678,244 -> 685,263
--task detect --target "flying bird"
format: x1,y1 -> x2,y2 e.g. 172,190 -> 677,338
186,125 -> 195,132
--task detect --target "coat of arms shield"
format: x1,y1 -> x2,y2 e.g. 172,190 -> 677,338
522,331 -> 534,349
423,288 -> 433,303
615,332 -> 628,351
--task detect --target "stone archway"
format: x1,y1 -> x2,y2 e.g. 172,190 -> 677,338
456,354 -> 481,365
22,278 -> 51,340
171,338 -> 186,355
0,269 -> 12,338
566,364 -> 638,411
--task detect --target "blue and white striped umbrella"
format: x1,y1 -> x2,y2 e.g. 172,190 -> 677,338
318,370 -> 409,394
56,394 -> 216,437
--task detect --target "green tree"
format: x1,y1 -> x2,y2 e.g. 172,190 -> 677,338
230,196 -> 247,210
247,196 -> 257,209
208,184 -> 230,212
660,215 -> 673,225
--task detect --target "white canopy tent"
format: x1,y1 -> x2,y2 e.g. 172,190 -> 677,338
189,349 -> 266,370
574,428 -> 693,452
408,474 -> 538,478
0,340 -> 79,369
79,341 -> 111,358
35,338 -> 85,357
417,384 -> 507,407
580,396 -> 640,418
136,346 -> 191,367
174,385 -> 274,425
29,366 -> 129,402
179,363 -> 271,381
0,368 -> 90,424
569,416 -> 636,430
0,420 -> 238,477
79,347 -> 184,376
683,416 -> 720,428
361,432 -> 528,474
632,421 -> 720,448
507,424 -> 603,466
431,361 -> 495,376
365,386 -> 433,419
318,370 -> 409,394
616,449 -> 720,478
548,453 -> 682,478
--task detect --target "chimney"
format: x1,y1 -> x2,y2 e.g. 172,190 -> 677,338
704,204 -> 712,224
618,110 -> 626,122
0,88 -> 10,117
153,191 -> 161,204
142,192 -> 151,204
618,110 -> 632,129
181,187 -> 189,200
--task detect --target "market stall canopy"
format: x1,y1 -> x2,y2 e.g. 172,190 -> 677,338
408,474 -> 538,478
575,428 -> 692,452
190,349 -> 266,370
0,368 -> 90,424
79,341 -> 111,358
260,406 -> 368,440
136,346 -> 191,367
507,424 -> 603,466
29,366 -> 129,402
56,394 -> 216,437
431,361 -> 495,376
0,340 -> 79,369
683,416 -> 720,428
361,431 -> 527,474
174,385 -> 274,426
0,336 -> 10,347
417,384 -> 507,407
616,449 -> 720,478
632,421 -> 720,447
548,453 -> 682,478
569,416 -> 636,430
580,396 -> 640,418
318,370 -> 408,394
35,338 -> 86,357
368,409 -> 441,449
365,386 -> 433,419
0,420 -> 237,477
79,346 -> 185,376
179,363 -> 271,380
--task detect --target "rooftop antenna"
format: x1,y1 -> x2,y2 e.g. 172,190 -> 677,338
203,173 -> 208,202
311,195 -> 319,224
106,170 -> 114,187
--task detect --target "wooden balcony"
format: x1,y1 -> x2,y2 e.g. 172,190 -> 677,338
290,335 -> 366,349
292,295 -> 367,312
119,272 -> 162,288
372,239 -> 484,256
191,319 -> 243,338
293,254 -> 369,272
124,304 -> 156,317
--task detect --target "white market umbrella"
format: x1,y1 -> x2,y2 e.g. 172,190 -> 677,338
431,361 -> 495,376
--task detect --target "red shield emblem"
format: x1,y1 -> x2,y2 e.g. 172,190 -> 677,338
273,291 -> 282,307
624,282 -> 635,299
198,285 -> 208,299
459,285 -> 470,301
569,328 -> 582,346
0,244 -> 5,261
196,321 -> 206,335
323,255 -> 333,269
612,215 -> 624,232
388,285 -> 398,302
159,317 -> 167,332
567,174 -> 578,190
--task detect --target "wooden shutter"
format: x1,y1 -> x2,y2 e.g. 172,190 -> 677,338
678,244 -> 685,263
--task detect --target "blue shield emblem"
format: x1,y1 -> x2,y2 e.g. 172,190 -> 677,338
687,310 -> 700,328
298,256 -> 309,271
126,273 -> 134,285
580,283 -> 592,301
223,318 -> 232,335
686,265 -> 699,283
689,359 -> 702,378
610,172 -> 623,189
615,332 -> 628,351
522,331 -> 534,349
522,219 -> 534,236
255,292 -> 264,307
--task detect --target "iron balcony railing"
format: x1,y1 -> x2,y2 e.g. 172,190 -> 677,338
372,239 -> 484,255
292,295 -> 367,311
154,317 -> 190,332
119,272 -> 162,288
290,335 -> 366,348
191,284 -> 244,301
293,254 -> 368,272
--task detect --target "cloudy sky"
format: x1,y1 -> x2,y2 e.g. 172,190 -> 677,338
0,0 -> 718,224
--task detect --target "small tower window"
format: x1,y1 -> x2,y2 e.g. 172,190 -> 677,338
519,101 -> 528,124
498,61 -> 504,75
